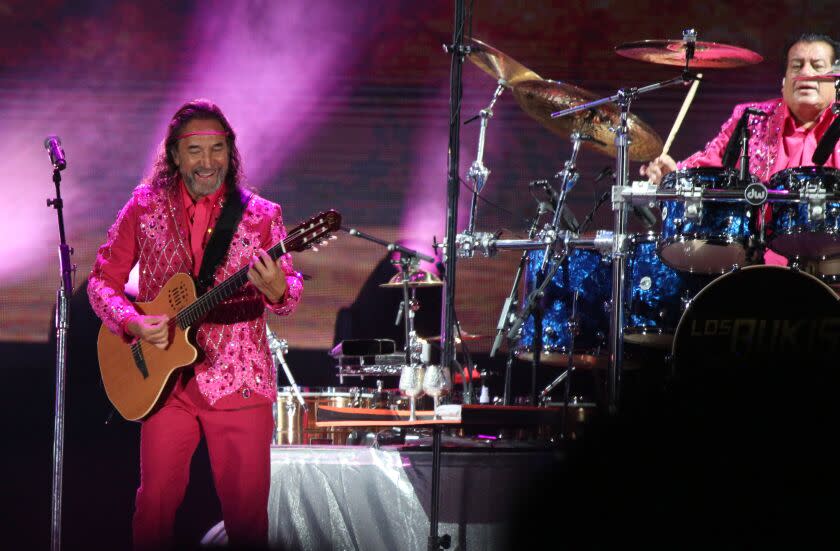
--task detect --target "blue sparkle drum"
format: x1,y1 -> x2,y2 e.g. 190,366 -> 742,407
515,248 -> 611,368
625,233 -> 715,349
768,167 -> 840,260
659,168 -> 757,274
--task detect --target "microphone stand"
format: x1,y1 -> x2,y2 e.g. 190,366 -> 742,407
48,164 -> 75,551
492,212 -> 542,406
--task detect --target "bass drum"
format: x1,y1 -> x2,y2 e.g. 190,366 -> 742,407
671,266 -> 840,373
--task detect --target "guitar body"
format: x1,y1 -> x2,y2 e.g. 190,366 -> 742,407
97,272 -> 199,421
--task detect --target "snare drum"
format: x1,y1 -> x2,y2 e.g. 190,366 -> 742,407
625,233 -> 715,348
275,387 -> 373,445
515,248 -> 611,368
659,168 -> 757,274
769,167 -> 840,260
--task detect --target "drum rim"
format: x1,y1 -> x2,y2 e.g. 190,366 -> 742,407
670,265 -> 840,361
768,230 -> 840,261
660,166 -> 758,189
769,165 -> 840,188
657,234 -> 749,274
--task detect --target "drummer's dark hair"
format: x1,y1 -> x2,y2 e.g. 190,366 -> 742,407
783,32 -> 840,70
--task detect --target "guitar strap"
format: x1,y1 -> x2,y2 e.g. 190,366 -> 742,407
196,186 -> 250,295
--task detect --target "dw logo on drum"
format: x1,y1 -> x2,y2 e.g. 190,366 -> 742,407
744,182 -> 768,206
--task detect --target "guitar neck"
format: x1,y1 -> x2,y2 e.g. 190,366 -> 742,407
176,240 -> 288,328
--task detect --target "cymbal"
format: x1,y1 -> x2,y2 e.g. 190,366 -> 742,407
467,38 -> 542,87
379,269 -> 443,288
794,73 -> 840,82
511,79 -> 663,161
615,39 -> 763,69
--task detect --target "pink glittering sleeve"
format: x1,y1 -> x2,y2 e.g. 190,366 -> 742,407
261,205 -> 303,316
677,104 -> 745,169
87,196 -> 141,339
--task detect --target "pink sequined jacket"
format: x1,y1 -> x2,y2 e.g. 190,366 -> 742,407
88,182 -> 303,405
678,98 -> 840,178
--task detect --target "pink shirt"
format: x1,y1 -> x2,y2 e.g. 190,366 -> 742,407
771,104 -> 839,173
180,178 -> 227,277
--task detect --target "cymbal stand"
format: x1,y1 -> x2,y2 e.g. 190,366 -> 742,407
465,80 -> 505,235
551,72 -> 698,413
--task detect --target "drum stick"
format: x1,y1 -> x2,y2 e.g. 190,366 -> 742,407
661,73 -> 702,157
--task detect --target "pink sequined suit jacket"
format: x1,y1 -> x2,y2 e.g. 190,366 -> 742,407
88,183 -> 303,405
677,98 -> 787,181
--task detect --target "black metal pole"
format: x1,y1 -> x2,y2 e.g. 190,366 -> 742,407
49,167 -> 74,551
433,0 -> 465,548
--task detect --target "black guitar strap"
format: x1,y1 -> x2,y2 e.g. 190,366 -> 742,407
196,186 -> 250,295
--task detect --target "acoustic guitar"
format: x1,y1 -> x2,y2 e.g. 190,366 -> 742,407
97,209 -> 341,421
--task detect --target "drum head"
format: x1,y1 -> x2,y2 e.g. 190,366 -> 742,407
672,266 -> 840,373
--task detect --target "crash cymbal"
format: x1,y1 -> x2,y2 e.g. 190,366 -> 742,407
615,39 -> 763,69
467,38 -> 542,87
379,269 -> 443,288
794,73 -> 840,82
511,79 -> 663,161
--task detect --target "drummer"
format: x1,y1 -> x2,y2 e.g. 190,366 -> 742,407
641,32 -> 840,184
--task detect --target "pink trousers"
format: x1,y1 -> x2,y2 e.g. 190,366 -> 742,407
132,374 -> 274,550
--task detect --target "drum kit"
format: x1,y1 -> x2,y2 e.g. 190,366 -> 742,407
454,29 -> 840,413
274,30 -> 840,442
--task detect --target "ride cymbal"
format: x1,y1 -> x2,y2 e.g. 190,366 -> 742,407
512,79 -> 663,161
615,39 -> 763,69
467,38 -> 541,87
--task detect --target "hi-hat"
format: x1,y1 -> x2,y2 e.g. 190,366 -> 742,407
379,269 -> 443,288
512,79 -> 663,161
467,38 -> 542,87
615,39 -> 763,69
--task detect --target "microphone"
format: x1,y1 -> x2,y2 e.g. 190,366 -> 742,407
44,135 -> 67,171
528,180 -> 580,232
631,205 -> 658,228
721,108 -> 767,170
813,115 -> 840,166
682,29 -> 697,65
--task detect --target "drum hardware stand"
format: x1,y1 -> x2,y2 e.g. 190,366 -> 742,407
551,67 -> 700,413
464,79 -> 505,236
46,140 -> 74,551
538,289 -> 580,438
267,326 -> 306,445
489,212 -> 542,405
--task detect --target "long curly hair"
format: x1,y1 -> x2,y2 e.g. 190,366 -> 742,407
145,99 -> 244,191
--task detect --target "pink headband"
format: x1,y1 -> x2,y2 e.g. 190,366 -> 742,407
176,130 -> 229,140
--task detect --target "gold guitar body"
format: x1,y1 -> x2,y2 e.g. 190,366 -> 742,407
97,272 -> 199,421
